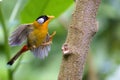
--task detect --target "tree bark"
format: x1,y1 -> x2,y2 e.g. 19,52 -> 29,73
58,0 -> 101,80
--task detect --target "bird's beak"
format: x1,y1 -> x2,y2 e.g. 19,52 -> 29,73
48,16 -> 55,19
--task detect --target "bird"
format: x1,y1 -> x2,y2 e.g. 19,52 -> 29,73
7,15 -> 56,65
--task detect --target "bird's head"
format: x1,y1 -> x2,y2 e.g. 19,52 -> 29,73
36,15 -> 55,24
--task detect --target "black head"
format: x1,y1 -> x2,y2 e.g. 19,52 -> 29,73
36,15 -> 49,24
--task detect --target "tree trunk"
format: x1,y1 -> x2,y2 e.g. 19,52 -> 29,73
58,0 -> 101,80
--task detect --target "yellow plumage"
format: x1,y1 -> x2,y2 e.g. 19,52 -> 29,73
28,21 -> 48,49
7,15 -> 55,65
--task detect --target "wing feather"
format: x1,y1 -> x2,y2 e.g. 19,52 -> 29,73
9,24 -> 33,46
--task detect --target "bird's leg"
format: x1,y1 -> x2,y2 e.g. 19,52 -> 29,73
49,31 -> 56,41
41,41 -> 52,46
41,31 -> 56,46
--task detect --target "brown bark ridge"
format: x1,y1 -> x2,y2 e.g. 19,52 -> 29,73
58,0 -> 101,80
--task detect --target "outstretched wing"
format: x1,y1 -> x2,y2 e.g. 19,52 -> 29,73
31,34 -> 51,59
9,24 -> 33,46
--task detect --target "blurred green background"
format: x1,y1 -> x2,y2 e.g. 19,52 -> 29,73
0,0 -> 120,80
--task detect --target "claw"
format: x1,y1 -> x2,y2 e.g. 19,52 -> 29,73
51,31 -> 56,37
41,31 -> 56,46
49,31 -> 56,40
41,41 -> 52,46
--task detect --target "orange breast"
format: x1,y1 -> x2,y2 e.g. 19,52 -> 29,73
27,21 -> 48,48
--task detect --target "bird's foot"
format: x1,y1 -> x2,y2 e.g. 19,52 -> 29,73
41,41 -> 52,46
49,31 -> 56,40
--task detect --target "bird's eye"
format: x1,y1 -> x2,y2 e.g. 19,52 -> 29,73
37,18 -> 44,24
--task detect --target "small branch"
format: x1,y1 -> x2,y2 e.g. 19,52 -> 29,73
58,0 -> 101,80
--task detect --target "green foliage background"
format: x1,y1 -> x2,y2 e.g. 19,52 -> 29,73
0,0 -> 120,80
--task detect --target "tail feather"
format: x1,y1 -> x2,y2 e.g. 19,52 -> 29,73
7,45 -> 28,65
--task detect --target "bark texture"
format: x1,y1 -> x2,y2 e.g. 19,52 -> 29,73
58,0 -> 101,80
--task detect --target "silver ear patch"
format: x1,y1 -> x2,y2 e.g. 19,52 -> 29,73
38,18 -> 44,24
